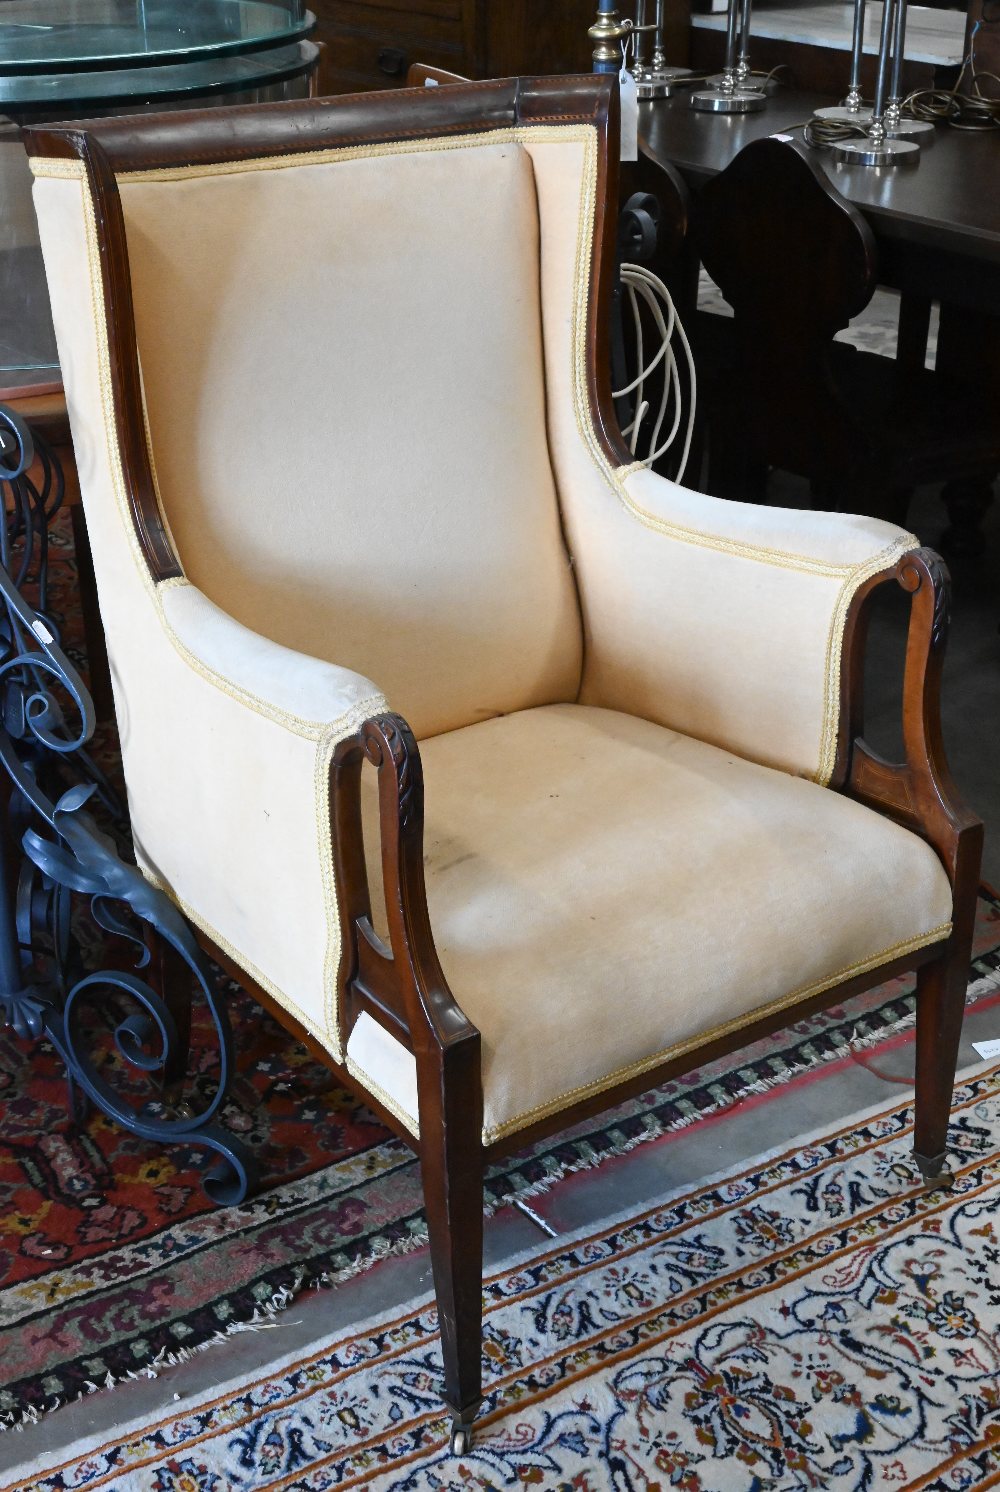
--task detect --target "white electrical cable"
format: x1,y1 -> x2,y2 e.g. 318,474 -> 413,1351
613,262 -> 697,482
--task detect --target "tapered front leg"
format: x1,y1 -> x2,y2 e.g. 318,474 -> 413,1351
359,713 -> 486,1451
419,1046 -> 484,1455
912,941 -> 970,1189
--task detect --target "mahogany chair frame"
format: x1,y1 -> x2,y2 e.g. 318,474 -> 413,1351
25,77 -> 983,1453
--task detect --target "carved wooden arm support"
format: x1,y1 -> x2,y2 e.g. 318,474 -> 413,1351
839,547 -> 982,901
331,713 -> 481,1072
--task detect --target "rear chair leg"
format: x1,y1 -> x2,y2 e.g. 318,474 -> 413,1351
912,942 -> 969,1190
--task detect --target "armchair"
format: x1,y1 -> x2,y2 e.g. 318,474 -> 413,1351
26,77 -> 981,1453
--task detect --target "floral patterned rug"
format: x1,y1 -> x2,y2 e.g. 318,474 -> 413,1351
10,1061 -> 1000,1492
2,517 -> 1000,1439
2,892 -> 998,1435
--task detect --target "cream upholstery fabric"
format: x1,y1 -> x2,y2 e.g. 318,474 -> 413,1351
116,139 -> 581,740
161,582 -> 380,725
32,124 -> 946,1147
522,136 -> 917,783
32,174 -> 383,1056
353,704 -> 952,1143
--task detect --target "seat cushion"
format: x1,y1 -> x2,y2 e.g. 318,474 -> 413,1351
347,704 -> 952,1144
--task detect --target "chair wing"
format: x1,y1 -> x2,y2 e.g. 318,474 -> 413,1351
32,152 -> 389,1056
522,132 -> 918,783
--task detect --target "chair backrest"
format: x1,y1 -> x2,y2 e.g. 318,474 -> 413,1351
29,85 -> 588,740
695,137 -> 878,350
405,62 -> 470,86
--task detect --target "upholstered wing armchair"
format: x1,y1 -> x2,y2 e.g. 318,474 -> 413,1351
26,78 -> 981,1452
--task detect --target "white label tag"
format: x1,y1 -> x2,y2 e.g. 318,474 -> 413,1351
619,68 -> 639,162
31,618 -> 53,645
972,1038 -> 1000,1061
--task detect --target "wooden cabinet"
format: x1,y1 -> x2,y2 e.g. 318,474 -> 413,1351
312,0 -> 598,94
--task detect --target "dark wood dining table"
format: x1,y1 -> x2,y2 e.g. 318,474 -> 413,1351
637,88 -> 1000,545
638,88 -> 1000,320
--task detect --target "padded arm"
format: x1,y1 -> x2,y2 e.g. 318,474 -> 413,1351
30,166 -> 388,1064
571,465 -> 918,784
522,128 -> 911,781
120,580 -> 386,1059
160,582 -> 383,729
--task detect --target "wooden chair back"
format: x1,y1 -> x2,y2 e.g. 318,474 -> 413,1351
405,62 -> 470,87
695,136 -> 877,348
692,136 -> 881,487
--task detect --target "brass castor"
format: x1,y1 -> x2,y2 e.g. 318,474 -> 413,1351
450,1423 -> 472,1455
913,1148 -> 955,1192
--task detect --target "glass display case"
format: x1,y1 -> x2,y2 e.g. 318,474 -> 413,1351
0,0 -> 312,71
0,0 -> 317,389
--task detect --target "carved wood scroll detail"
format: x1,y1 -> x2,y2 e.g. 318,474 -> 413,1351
845,546 -> 980,884
363,714 -> 416,831
897,547 -> 951,650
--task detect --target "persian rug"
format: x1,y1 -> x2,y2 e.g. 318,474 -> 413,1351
2,897 -> 999,1434
9,1061 -> 1000,1492
2,521 -> 999,1431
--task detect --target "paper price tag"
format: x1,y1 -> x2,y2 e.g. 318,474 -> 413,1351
972,1038 -> 1000,1061
619,67 -> 639,162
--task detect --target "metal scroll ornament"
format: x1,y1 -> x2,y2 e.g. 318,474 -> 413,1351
0,404 -> 255,1205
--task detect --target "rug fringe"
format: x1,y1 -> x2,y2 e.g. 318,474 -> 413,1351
4,970 -> 997,1434
0,1281 -> 305,1435
0,1240 -> 441,1435
479,967 -> 1000,1217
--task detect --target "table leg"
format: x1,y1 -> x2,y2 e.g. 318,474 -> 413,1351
896,293 -> 931,377
936,303 -> 999,558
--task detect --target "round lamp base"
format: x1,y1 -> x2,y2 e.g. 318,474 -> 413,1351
636,75 -> 674,99
885,115 -> 935,138
690,87 -> 766,113
833,134 -> 920,166
813,103 -> 873,123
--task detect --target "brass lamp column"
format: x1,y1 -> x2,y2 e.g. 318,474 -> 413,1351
590,1 -> 631,72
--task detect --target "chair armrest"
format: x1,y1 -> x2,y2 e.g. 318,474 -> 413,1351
844,548 -> 982,908
156,586 -> 479,1117
576,464 -> 918,784
160,581 -> 383,729
122,580 -> 386,1063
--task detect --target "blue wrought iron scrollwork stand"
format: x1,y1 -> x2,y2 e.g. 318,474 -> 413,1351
0,404 -> 255,1205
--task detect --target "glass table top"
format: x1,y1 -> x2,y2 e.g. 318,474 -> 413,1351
0,0 -> 312,74
0,38 -> 317,109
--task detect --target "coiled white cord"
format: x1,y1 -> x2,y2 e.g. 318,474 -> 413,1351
613,262 -> 697,482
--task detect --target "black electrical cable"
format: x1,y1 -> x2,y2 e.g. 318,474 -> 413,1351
799,22 -> 1000,146
802,115 -> 871,148
902,71 -> 1000,130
